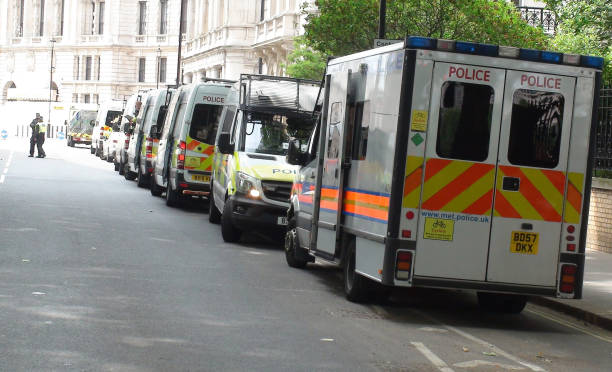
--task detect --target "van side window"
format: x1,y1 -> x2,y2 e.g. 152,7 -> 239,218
155,106 -> 168,137
221,106 -> 236,133
436,82 -> 494,162
190,104 -> 224,145
508,89 -> 564,168
172,103 -> 187,138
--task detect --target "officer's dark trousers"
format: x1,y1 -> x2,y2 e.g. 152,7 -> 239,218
29,137 -> 37,156
36,133 -> 46,157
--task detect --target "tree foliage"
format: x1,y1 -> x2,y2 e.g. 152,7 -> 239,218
283,37 -> 327,81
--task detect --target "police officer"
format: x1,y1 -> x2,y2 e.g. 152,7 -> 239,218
28,113 -> 42,157
36,118 -> 47,158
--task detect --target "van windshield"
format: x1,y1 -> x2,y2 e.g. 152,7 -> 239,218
241,113 -> 313,156
105,110 -> 122,128
189,103 -> 223,144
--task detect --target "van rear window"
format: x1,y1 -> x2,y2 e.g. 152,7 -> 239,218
436,82 -> 494,162
508,90 -> 564,168
189,104 -> 223,144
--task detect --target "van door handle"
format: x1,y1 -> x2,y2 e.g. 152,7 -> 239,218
502,177 -> 520,191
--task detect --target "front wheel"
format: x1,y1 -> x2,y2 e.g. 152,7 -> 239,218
344,240 -> 372,303
208,191 -> 221,224
136,166 -> 149,188
221,199 -> 241,243
150,176 -> 163,197
285,225 -> 308,269
477,292 -> 527,314
166,181 -> 181,207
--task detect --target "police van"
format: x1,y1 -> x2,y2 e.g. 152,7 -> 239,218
91,100 -> 123,157
150,79 -> 234,206
125,89 -> 175,187
67,109 -> 97,147
285,36 -> 603,312
115,92 -> 145,174
210,74 -> 321,242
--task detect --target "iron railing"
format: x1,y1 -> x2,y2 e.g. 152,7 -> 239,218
594,87 -> 612,173
517,6 -> 556,34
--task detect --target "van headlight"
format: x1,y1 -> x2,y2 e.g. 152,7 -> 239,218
236,172 -> 262,199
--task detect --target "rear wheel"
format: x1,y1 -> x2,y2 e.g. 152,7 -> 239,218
114,158 -> 120,171
477,292 -> 527,314
166,181 -> 181,207
344,240 -> 372,303
150,176 -> 163,197
285,222 -> 308,269
118,158 -> 125,175
137,166 -> 149,188
221,199 -> 241,243
208,192 -> 221,224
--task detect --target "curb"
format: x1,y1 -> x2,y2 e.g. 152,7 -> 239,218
530,297 -> 612,332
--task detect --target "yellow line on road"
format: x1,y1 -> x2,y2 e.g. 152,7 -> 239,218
526,307 -> 612,344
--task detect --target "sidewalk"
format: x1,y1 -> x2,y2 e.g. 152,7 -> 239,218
532,249 -> 612,331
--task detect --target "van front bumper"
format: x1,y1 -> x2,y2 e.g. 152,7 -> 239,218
227,194 -> 288,231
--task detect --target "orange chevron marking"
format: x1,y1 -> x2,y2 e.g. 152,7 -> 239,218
422,163 -> 493,211
494,191 -> 522,219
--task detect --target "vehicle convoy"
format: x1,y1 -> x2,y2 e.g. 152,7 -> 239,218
91,100 -> 123,156
66,109 -> 97,147
284,36 -> 604,312
114,93 -> 145,174
210,74 -> 321,242
151,79 -> 234,206
125,89 -> 175,187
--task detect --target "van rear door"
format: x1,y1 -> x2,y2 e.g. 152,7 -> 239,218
487,71 -> 575,287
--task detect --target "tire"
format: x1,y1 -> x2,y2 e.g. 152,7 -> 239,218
221,199 -> 241,243
118,159 -> 125,175
114,159 -> 120,171
477,292 -> 527,314
208,193 -> 221,224
344,239 -> 372,303
166,181 -> 181,207
107,153 -> 114,163
124,168 -> 137,181
150,176 -> 163,197
285,222 -> 308,269
136,166 -> 149,188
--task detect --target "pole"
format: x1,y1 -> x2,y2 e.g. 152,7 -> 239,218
47,38 -> 55,138
176,0 -> 184,87
378,0 -> 386,39
157,47 -> 161,89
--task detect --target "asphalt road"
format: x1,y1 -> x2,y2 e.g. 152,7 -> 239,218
1,138 -> 611,372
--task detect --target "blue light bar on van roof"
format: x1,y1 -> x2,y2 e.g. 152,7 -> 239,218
541,51 -> 563,64
455,41 -> 499,57
581,55 -> 605,69
405,36 -> 437,50
519,48 -> 541,61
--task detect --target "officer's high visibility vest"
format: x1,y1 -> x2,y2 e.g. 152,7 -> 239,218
39,123 -> 47,133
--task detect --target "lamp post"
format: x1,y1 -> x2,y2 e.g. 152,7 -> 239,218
157,47 -> 161,89
47,38 -> 56,138
378,0 -> 386,39
176,0 -> 185,87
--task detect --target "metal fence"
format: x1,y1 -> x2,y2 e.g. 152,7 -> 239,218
12,125 -> 68,139
594,87 -> 612,173
517,6 -> 557,34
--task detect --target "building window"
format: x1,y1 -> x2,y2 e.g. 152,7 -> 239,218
83,94 -> 90,103
60,0 -> 65,36
93,94 -> 99,104
72,93 -> 78,103
180,0 -> 187,34
138,1 -> 147,35
260,0 -> 266,21
73,56 -> 80,80
96,56 -> 101,80
90,1 -> 95,34
98,2 -> 105,34
160,0 -> 168,34
39,0 -> 45,36
138,58 -> 146,82
85,56 -> 92,80
16,0 -> 25,37
158,57 -> 167,83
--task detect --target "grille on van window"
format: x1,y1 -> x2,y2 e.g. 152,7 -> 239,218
261,181 -> 292,203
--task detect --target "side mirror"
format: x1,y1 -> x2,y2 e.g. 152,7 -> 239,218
150,125 -> 158,139
217,132 -> 234,155
286,139 -> 306,166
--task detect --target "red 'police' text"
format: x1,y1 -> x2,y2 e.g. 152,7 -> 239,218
521,75 -> 561,89
448,66 -> 490,82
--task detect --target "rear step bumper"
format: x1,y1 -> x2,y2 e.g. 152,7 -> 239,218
410,276 -> 557,297
182,190 -> 210,196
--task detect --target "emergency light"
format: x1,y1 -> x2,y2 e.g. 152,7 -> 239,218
404,36 -> 605,69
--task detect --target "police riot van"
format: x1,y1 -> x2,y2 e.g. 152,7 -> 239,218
91,100 -> 123,157
284,36 -> 603,312
67,109 -> 97,147
151,79 -> 234,206
125,88 -> 175,187
115,92 -> 145,174
210,74 -> 321,242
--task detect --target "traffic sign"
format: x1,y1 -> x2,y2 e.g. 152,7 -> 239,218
0,129 -> 7,140
57,131 -> 65,140
373,39 -> 402,48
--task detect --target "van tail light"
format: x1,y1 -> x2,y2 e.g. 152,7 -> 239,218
99,130 -> 104,139
124,138 -> 130,150
395,251 -> 413,281
145,138 -> 153,159
177,141 -> 186,170
560,264 -> 577,294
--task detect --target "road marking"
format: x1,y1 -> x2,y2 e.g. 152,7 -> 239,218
411,342 -> 454,372
526,307 -> 612,344
412,309 -> 545,372
0,175 -> 4,183
1,150 -> 13,183
453,360 -> 524,370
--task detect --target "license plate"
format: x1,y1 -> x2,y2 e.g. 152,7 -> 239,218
510,231 -> 539,255
191,174 -> 210,182
277,216 -> 288,226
